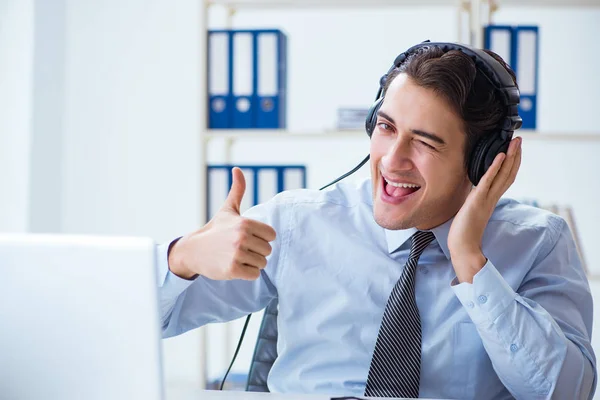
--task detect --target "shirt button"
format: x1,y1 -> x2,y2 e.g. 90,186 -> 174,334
420,267 -> 429,275
478,295 -> 488,304
466,301 -> 474,309
510,344 -> 518,353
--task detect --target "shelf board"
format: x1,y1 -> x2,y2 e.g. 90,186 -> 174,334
206,0 -> 600,8
206,0 -> 460,9
204,129 -> 600,142
204,129 -> 367,141
496,0 -> 600,6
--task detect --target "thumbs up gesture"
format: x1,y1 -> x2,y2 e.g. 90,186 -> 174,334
168,167 -> 277,281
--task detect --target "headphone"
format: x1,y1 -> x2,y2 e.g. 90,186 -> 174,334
365,41 -> 523,186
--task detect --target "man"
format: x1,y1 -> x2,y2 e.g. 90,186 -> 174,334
158,43 -> 596,399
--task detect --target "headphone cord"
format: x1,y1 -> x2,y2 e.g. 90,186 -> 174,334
219,153 -> 370,390
319,155 -> 370,190
219,314 -> 252,390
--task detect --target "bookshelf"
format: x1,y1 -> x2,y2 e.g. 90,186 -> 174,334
197,0 -> 600,390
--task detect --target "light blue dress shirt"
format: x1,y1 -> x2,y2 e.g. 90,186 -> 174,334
158,178 -> 596,399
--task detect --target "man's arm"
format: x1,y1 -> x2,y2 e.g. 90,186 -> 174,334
156,167 -> 285,337
157,238 -> 277,337
452,219 -> 596,399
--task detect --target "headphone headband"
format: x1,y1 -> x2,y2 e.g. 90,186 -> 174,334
365,41 -> 523,185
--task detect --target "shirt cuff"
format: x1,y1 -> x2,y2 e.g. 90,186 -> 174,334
156,238 -> 195,296
451,260 -> 518,325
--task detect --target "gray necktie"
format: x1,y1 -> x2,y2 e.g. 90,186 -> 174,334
365,230 -> 435,398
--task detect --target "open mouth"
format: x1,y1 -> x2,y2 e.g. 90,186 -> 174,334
381,174 -> 421,204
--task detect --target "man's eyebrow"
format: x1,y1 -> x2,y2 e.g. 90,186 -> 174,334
411,129 -> 446,145
376,110 -> 396,125
376,110 -> 446,146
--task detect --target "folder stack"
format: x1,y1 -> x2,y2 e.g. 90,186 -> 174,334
484,25 -> 539,130
206,165 -> 306,220
208,29 -> 287,130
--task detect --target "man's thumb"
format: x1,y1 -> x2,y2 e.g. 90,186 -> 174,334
223,167 -> 246,214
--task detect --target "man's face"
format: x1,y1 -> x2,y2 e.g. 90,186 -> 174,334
370,73 -> 473,231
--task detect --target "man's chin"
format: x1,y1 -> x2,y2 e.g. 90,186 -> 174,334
373,207 -> 415,230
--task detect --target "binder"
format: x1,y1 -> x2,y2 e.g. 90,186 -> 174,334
239,167 -> 255,214
257,169 -> 278,204
207,29 -> 287,130
283,167 -> 306,191
207,165 -> 306,222
255,30 -> 287,129
484,25 -> 539,130
484,25 -> 513,66
514,26 -> 539,130
208,31 -> 231,129
232,32 -> 255,129
207,167 -> 229,220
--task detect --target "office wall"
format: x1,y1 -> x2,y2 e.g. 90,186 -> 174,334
62,0 -> 203,242
0,0 -> 34,233
61,0 -> 205,391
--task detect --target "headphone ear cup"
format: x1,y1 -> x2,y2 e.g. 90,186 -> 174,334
468,132 -> 512,185
468,138 -> 488,186
365,97 -> 383,138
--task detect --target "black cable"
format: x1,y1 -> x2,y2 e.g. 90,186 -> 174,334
219,153 -> 370,390
319,155 -> 370,191
219,314 -> 252,390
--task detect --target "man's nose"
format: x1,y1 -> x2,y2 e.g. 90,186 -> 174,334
382,136 -> 414,171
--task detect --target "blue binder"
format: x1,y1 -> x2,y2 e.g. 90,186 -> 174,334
255,30 -> 287,129
513,26 -> 539,130
208,29 -> 287,130
208,31 -> 231,129
232,31 -> 254,129
484,25 -> 539,130
206,165 -> 306,221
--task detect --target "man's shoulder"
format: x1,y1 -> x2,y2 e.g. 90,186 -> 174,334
490,197 -> 566,240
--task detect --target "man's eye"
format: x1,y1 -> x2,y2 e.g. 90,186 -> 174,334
377,122 -> 392,131
419,140 -> 435,150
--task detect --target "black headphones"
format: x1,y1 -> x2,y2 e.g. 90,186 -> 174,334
365,41 -> 522,186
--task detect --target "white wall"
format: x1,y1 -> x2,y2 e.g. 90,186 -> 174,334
62,0 -> 203,242
0,0 -> 34,233
62,0 -> 205,391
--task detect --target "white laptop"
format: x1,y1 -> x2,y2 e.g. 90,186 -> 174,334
0,234 -> 164,400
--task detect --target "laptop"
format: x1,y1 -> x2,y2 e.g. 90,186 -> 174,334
0,234 -> 164,400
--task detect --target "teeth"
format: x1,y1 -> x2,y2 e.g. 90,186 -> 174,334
385,178 -> 420,189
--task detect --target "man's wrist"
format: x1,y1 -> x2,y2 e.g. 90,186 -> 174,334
167,237 -> 199,281
450,249 -> 487,284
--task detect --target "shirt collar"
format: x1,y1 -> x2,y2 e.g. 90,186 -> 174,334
383,216 -> 453,260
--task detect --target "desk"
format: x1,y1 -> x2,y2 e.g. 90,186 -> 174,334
167,389 -> 424,400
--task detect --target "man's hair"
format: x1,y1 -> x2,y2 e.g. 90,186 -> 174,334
382,46 -> 518,169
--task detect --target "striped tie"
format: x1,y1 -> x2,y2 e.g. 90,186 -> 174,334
364,230 -> 435,398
